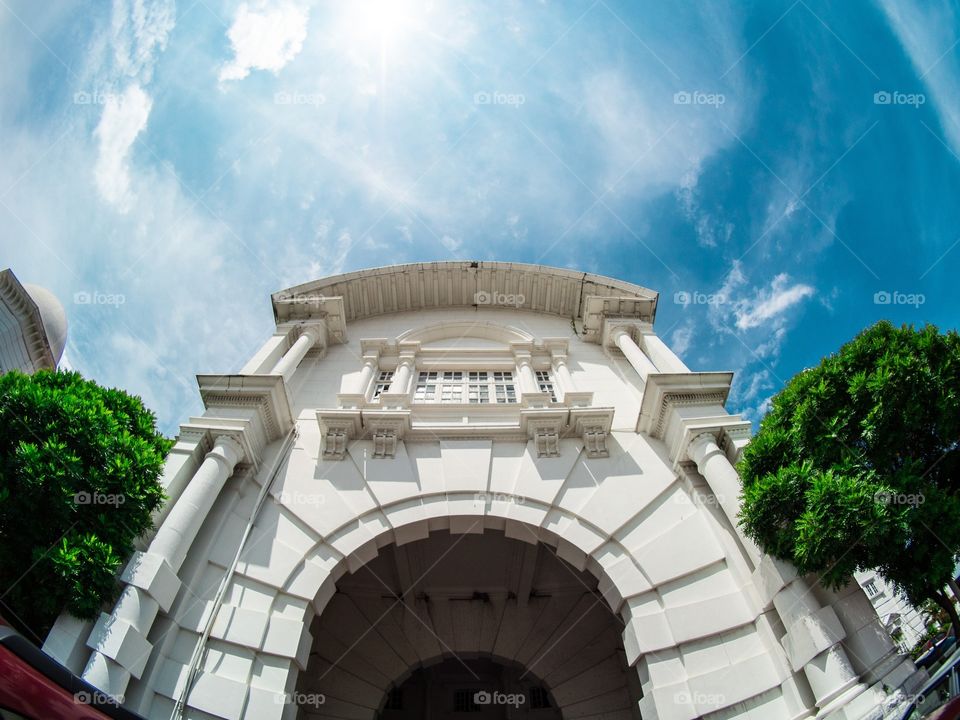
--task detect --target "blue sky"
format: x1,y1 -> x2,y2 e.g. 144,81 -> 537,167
1,0 -> 958,435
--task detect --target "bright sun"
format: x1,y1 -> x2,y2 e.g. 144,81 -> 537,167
349,0 -> 417,51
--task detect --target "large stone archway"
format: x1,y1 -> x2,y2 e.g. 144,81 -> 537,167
297,528 -> 639,719
44,262 -> 919,720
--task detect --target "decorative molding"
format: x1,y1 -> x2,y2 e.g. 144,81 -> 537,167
520,409 -> 566,458
399,321 -> 532,346
363,410 -> 412,460
651,391 -> 729,438
569,407 -> 615,459
317,410 -> 363,460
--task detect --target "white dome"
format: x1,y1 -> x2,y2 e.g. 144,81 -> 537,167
24,283 -> 67,364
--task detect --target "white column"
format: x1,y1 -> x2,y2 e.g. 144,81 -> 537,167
687,434 -> 761,567
81,436 -> 244,697
388,354 -> 415,394
355,355 -> 378,397
149,436 -> 244,569
239,332 -> 288,374
515,353 -> 538,394
271,325 -> 322,382
688,433 -> 870,715
552,354 -> 575,394
640,330 -> 690,373
612,326 -> 658,382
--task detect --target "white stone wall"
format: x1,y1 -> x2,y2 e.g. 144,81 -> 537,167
44,269 -> 920,720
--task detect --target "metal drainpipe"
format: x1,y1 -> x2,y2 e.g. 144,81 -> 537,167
170,427 -> 298,720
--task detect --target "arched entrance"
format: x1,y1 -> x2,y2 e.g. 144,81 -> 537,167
295,529 -> 640,718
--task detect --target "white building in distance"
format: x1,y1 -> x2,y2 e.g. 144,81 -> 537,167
855,570 -> 930,653
45,262 -> 925,720
0,268 -> 67,373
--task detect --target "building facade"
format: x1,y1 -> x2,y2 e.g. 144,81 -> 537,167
855,571 -> 930,653
44,262 -> 924,720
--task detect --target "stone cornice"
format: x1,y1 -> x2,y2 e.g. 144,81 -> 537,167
637,372 -> 733,435
584,296 -> 657,345
270,261 -> 659,334
273,295 -> 347,344
634,372 -> 752,466
195,374 -> 295,463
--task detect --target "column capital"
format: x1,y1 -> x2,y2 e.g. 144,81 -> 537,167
605,322 -> 638,348
396,352 -> 417,367
514,352 -> 533,366
209,434 -> 245,468
687,432 -> 723,465
359,338 -> 390,357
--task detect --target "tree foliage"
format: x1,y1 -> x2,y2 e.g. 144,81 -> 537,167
738,321 -> 960,614
0,370 -> 171,641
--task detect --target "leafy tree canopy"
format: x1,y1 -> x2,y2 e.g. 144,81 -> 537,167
0,370 -> 171,641
738,321 -> 960,613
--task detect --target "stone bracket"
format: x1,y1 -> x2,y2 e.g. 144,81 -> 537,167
317,409 -> 412,459
317,409 -> 362,460
569,407 -> 615,458
520,408 -> 567,458
518,407 -> 615,458
363,410 -> 412,459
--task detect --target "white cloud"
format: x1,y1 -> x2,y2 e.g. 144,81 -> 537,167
876,0 -> 960,156
93,83 -> 152,210
734,273 -> 814,330
670,323 -> 693,356
440,234 -> 463,254
219,2 -> 309,82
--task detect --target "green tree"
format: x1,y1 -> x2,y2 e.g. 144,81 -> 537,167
0,370 -> 171,642
738,321 -> 960,638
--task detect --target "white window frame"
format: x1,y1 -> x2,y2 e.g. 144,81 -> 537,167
413,370 -> 517,404
535,370 -> 557,401
371,370 -> 393,400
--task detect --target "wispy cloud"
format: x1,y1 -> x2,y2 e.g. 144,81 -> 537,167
876,0 -> 960,156
93,84 -> 151,209
734,273 -> 815,330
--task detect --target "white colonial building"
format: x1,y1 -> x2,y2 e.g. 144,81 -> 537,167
44,262 -> 924,720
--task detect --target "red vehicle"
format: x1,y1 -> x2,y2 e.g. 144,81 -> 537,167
0,622 -> 145,720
